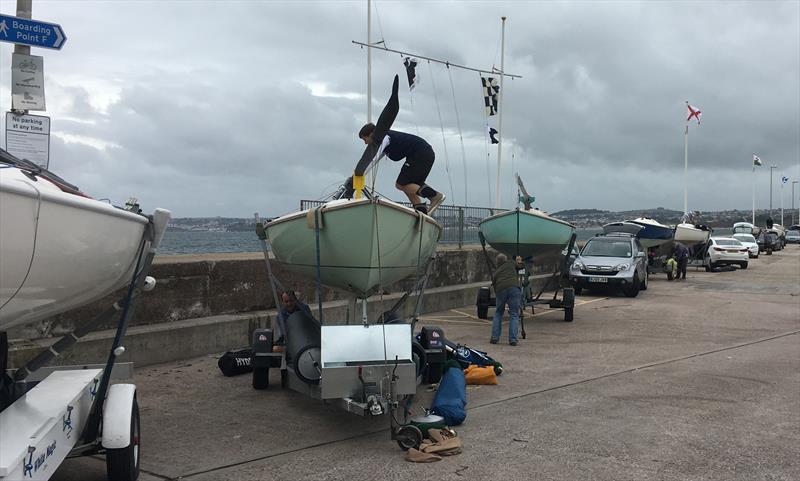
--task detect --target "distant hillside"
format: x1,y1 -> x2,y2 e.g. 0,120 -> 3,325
168,208 -> 791,232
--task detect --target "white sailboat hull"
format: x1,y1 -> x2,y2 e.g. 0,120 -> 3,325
674,223 -> 711,244
0,167 -> 150,331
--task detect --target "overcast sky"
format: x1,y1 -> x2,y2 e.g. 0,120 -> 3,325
1,0 -> 798,218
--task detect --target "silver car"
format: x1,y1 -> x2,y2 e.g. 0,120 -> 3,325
569,233 -> 649,297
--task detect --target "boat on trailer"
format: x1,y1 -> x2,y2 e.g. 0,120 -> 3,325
674,223 -> 711,244
0,147 -> 170,481
479,176 -> 575,264
627,217 -> 673,248
266,197 -> 441,299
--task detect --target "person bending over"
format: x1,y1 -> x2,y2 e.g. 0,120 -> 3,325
358,123 -> 445,214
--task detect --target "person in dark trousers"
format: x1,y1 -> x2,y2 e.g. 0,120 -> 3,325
491,253 -> 521,346
358,123 -> 445,214
673,242 -> 690,280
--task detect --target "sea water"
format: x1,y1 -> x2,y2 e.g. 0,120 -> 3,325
158,228 -> 607,255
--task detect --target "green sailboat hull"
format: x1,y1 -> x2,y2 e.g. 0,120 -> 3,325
479,209 -> 575,263
266,198 -> 441,298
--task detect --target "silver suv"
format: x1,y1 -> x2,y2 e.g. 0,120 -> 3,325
569,233 -> 648,297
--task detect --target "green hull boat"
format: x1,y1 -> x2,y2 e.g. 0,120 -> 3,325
266,198 -> 441,298
479,208 -> 575,263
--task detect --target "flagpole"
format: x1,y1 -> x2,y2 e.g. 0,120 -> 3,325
780,180 -> 784,225
683,123 -> 689,214
752,165 -> 756,224
494,16 -> 506,210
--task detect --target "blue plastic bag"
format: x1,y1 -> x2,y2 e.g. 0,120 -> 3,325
430,363 -> 467,426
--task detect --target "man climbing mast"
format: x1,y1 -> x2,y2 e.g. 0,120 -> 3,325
357,123 -> 445,214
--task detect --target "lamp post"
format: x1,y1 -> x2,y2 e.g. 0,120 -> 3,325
793,180 -> 799,226
769,165 -> 777,219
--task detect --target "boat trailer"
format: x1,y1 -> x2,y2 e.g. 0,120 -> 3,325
252,215 -> 448,451
475,232 -> 578,332
0,209 -> 170,481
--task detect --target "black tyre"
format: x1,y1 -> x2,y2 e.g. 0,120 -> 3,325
740,262 -> 748,269
476,287 -> 491,319
574,285 -> 583,295
564,307 -> 574,322
667,271 -> 674,281
766,248 -> 773,255
106,396 -> 140,481
562,288 -> 575,307
253,367 -> 269,390
396,425 -> 423,451
640,273 -> 648,291
623,276 -> 640,298
280,369 -> 288,388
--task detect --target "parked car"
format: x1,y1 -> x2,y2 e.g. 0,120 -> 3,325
786,229 -> 800,244
732,233 -> 759,258
569,233 -> 648,297
706,237 -> 749,269
757,231 -> 781,254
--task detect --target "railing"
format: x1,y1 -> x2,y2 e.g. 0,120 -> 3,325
299,199 -> 507,248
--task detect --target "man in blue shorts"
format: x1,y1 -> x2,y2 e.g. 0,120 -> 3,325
358,123 -> 445,214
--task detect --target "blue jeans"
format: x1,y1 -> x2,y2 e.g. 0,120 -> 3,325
492,286 -> 521,343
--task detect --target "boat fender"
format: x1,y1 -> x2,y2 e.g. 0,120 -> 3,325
102,384 -> 137,449
306,207 -> 325,230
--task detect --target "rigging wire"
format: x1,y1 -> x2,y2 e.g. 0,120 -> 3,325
427,60 -> 456,204
446,64 -> 469,206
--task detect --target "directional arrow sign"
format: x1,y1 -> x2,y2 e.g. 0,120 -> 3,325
0,14 -> 66,50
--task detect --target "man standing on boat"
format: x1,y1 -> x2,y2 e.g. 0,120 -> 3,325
490,254 -> 521,346
358,123 -> 445,214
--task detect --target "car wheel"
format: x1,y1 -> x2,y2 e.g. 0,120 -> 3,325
740,262 -> 748,269
623,277 -> 640,298
640,272 -> 648,290
574,285 -> 583,295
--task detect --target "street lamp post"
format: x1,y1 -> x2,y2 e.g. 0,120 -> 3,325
769,165 -> 777,219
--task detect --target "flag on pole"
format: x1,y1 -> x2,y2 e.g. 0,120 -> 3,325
686,102 -> 702,124
753,154 -> 762,166
488,127 -> 499,144
403,57 -> 418,91
481,77 -> 500,116
783,176 -> 789,183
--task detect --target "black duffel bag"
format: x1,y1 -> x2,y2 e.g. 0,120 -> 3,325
217,348 -> 253,377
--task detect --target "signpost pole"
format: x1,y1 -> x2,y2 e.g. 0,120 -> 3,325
13,0 -> 32,114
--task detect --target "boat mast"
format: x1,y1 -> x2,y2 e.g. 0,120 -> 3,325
494,16 -> 506,210
367,0 -> 372,124
367,0 -> 373,185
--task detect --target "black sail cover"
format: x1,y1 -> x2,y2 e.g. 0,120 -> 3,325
354,75 -> 400,177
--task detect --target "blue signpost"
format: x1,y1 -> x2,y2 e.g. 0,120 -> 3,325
0,14 -> 66,50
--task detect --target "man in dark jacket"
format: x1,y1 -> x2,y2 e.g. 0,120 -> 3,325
673,242 -> 690,280
491,254 -> 521,345
358,123 -> 445,214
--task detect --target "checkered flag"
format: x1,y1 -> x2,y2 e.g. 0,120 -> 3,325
403,57 -> 418,91
481,77 -> 500,116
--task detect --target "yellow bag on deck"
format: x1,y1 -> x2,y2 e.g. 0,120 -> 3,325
464,364 -> 497,385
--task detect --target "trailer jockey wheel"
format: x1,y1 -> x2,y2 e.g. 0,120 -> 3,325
396,425 -> 423,451
253,367 -> 269,390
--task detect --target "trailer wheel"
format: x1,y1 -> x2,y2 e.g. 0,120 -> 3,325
280,369 -> 288,388
253,367 -> 269,390
106,396 -> 140,481
476,287 -> 491,319
396,425 -> 423,451
564,307 -> 574,322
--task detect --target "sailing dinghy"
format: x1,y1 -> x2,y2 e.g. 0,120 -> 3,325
265,75 -> 442,299
479,175 -> 575,263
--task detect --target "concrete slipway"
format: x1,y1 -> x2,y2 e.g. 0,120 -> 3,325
51,248 -> 799,481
